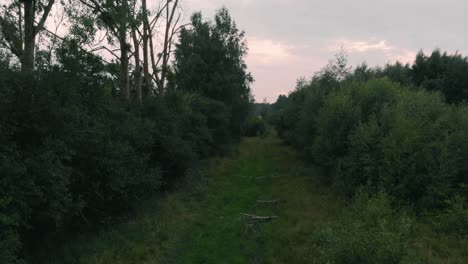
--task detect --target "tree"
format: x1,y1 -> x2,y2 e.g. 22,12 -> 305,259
141,0 -> 151,96
412,49 -> 468,103
71,0 -> 132,98
175,8 -> 253,137
67,0 -> 183,99
0,0 -> 56,73
145,0 -> 182,95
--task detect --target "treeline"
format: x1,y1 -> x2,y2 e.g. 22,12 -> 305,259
270,50 -> 468,223
350,49 -> 468,103
0,4 -> 252,263
268,50 -> 468,262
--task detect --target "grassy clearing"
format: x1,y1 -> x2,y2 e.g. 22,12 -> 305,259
47,136 -> 467,263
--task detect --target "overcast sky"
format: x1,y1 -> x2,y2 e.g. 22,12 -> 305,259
182,0 -> 468,102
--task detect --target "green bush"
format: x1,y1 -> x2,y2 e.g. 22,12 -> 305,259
274,74 -> 468,211
433,196 -> 468,238
0,66 -> 239,262
310,191 -> 418,264
244,116 -> 268,137
311,79 -> 399,181
312,89 -> 360,170
0,229 -> 21,264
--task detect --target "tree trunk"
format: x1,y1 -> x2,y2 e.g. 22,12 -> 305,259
142,0 -> 152,97
159,0 -> 179,95
132,29 -> 142,103
148,27 -> 161,94
18,1 -> 23,44
119,38 -> 130,99
22,0 -> 35,74
119,0 -> 130,99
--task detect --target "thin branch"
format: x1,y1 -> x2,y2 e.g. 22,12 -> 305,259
90,46 -> 121,60
166,13 -> 185,62
173,22 -> 191,34
149,1 -> 169,32
41,27 -> 112,65
77,0 -> 98,11
48,10 -> 65,49
97,30 -> 107,45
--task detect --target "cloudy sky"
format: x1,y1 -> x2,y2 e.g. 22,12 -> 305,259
183,0 -> 468,102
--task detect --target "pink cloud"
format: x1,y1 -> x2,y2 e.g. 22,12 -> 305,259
329,38 -> 416,64
246,36 -> 296,66
330,39 -> 394,53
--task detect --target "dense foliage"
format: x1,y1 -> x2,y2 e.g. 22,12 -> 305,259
349,49 -> 468,103
271,51 -> 468,214
175,9 -> 253,138
311,191 -> 417,263
243,116 -> 268,137
0,7 -> 252,263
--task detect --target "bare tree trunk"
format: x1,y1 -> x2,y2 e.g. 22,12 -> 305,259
148,28 -> 161,94
119,0 -> 130,99
132,29 -> 142,103
119,38 -> 130,99
18,1 -> 23,45
158,0 -> 179,95
18,0 -> 55,73
142,0 -> 152,97
22,0 -> 35,74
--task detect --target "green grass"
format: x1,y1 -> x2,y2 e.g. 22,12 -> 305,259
48,136 -> 340,263
415,222 -> 468,264
47,136 -> 467,263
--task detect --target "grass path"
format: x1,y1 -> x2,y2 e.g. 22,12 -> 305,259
51,136 -> 341,263
50,136 -> 467,263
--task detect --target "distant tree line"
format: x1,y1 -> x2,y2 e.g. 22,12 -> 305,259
0,2 -> 252,263
349,49 -> 468,103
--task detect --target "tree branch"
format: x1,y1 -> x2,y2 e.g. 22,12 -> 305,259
90,46 -> 121,60
35,0 -> 55,35
149,1 -> 169,32
41,27 -> 113,65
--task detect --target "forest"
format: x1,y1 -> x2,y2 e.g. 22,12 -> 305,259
1,0 -> 467,263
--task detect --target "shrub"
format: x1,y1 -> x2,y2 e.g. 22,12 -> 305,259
244,116 -> 268,137
433,196 -> 468,238
310,191 -> 418,264
274,74 -> 468,211
337,85 -> 459,209
0,66 -> 241,262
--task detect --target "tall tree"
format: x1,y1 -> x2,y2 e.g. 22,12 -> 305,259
68,0 -> 184,98
175,8 -> 253,136
131,28 -> 142,102
412,49 -> 468,103
141,0 -> 151,96
76,0 -> 132,98
158,0 -> 179,94
0,0 -> 55,73
146,0 -> 182,95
